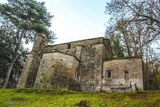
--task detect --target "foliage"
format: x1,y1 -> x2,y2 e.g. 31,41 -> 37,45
0,89 -> 160,107
105,0 -> 160,90
0,27 -> 28,88
0,0 -> 55,88
0,0 -> 55,43
105,0 -> 160,56
106,32 -> 124,58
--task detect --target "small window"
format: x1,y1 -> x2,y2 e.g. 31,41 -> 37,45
106,70 -> 112,78
67,43 -> 71,49
124,70 -> 129,79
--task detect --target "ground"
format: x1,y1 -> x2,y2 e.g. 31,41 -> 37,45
0,89 -> 160,107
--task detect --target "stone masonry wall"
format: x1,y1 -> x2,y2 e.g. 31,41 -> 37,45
34,52 -> 79,89
44,37 -> 105,53
17,33 -> 47,88
17,34 -> 143,92
102,58 -> 143,92
77,44 -> 106,91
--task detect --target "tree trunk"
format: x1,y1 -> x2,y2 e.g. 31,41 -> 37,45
2,30 -> 25,88
2,58 -> 15,88
122,31 -> 132,56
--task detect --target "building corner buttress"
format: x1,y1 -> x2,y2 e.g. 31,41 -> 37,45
17,33 -> 48,88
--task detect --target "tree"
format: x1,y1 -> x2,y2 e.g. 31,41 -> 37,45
0,0 -> 55,88
105,30 -> 124,58
105,0 -> 160,56
106,20 -> 154,56
105,0 -> 159,54
105,0 -> 160,28
105,0 -> 160,90
0,25 -> 28,88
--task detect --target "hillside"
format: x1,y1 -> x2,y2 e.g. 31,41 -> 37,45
0,89 -> 160,107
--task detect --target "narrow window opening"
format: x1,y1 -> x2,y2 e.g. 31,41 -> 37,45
124,70 -> 129,79
106,70 -> 111,78
67,43 -> 71,49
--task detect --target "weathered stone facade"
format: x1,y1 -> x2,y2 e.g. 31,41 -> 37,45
102,58 -> 143,92
17,33 -> 144,92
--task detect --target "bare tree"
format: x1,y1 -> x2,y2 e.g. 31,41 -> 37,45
105,0 -> 160,90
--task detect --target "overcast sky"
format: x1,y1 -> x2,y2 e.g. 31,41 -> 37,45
1,0 -> 110,48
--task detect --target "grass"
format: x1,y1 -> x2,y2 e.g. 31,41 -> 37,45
0,89 -> 160,107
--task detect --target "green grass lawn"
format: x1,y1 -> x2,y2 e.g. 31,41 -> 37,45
0,89 -> 160,107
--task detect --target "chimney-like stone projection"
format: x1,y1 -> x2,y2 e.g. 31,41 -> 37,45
17,33 -> 144,92
17,33 -> 48,88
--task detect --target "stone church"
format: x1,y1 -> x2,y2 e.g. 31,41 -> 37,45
17,33 -> 144,92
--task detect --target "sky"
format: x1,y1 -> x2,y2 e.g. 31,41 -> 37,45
1,0 -> 110,48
